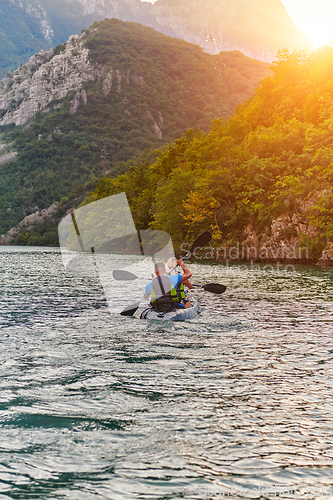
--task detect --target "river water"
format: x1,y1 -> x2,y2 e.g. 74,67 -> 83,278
0,246 -> 333,499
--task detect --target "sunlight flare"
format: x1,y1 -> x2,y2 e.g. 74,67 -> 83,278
282,0 -> 333,48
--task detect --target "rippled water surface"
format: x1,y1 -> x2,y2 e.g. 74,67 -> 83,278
1,246 -> 333,499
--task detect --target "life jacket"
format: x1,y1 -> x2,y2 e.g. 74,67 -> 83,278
150,275 -> 180,311
176,278 -> 186,302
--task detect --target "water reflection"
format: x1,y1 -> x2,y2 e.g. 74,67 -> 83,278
0,247 -> 333,499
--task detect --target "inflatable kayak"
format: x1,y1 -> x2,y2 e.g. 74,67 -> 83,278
139,296 -> 199,321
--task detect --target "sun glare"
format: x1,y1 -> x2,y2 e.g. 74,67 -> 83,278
304,25 -> 332,49
281,0 -> 333,49
144,0 -> 332,49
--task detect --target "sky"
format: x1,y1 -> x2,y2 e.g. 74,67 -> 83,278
281,0 -> 333,48
143,0 -> 333,49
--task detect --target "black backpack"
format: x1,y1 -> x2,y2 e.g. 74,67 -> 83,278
151,276 -> 178,312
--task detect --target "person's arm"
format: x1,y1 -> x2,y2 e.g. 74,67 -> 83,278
177,259 -> 192,281
183,279 -> 193,289
144,282 -> 152,300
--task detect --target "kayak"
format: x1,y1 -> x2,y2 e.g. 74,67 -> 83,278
139,296 -> 199,321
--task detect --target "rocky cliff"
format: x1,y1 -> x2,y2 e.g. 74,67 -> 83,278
0,0 -> 312,80
0,19 -> 271,129
0,0 -> 89,78
0,34 -> 93,126
0,27 -> 152,127
0,203 -> 59,244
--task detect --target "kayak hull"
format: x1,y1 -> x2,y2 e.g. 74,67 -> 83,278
140,297 -> 199,321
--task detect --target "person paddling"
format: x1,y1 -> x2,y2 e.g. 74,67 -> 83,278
167,256 -> 193,307
144,260 -> 192,311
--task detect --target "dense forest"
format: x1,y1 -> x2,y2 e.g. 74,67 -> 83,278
80,46 -> 333,261
0,19 -> 271,242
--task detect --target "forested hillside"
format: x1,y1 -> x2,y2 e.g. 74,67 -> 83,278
81,46 -> 333,262
0,19 -> 271,241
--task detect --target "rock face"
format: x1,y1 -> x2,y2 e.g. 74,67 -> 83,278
0,28 -> 167,128
0,32 -> 144,127
0,203 -> 59,245
0,29 -> 167,128
317,244 -> 333,266
24,1 -> 54,44
214,206 -> 331,266
0,151 -> 18,164
0,34 -> 95,126
241,214 -> 315,262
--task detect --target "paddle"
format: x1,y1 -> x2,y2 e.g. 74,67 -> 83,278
120,302 -> 141,316
192,283 -> 226,294
114,270 -> 226,295
188,230 -> 212,256
113,270 -> 146,281
118,231 -> 214,316
167,230 -> 212,275
71,212 -> 85,252
71,214 -> 99,276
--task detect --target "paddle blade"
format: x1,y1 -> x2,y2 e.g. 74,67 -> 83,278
202,283 -> 226,294
120,303 -> 140,316
190,231 -> 212,254
113,270 -> 138,281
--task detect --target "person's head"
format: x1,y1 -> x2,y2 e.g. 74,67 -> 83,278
155,261 -> 166,276
167,257 -> 177,269
167,257 -> 177,275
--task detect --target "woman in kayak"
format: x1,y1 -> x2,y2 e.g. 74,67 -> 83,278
167,256 -> 193,307
144,260 -> 192,311
167,257 -> 193,287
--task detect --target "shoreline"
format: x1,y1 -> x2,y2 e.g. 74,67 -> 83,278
2,243 -> 333,268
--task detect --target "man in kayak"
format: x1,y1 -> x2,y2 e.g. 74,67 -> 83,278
144,259 -> 192,311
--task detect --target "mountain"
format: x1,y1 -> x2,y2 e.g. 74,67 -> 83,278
0,19 -> 271,240
0,0 -> 312,79
79,0 -> 312,61
0,0 -> 97,79
147,0 -> 312,61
